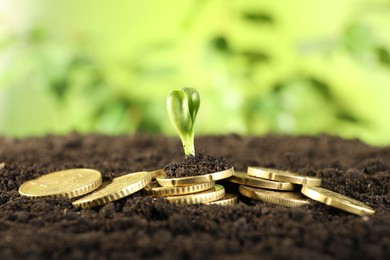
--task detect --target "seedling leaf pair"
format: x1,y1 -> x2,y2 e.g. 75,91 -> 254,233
166,87 -> 200,156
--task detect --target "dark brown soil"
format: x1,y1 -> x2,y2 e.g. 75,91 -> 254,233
163,153 -> 231,178
0,133 -> 389,259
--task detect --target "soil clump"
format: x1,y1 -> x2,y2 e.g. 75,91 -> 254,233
163,153 -> 231,178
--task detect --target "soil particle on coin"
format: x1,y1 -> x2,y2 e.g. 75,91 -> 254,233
163,153 -> 232,178
0,133 -> 389,259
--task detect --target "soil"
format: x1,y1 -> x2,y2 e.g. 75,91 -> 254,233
0,133 -> 389,259
163,153 -> 232,178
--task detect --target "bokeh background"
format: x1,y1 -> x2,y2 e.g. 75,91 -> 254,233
1,0 -> 390,145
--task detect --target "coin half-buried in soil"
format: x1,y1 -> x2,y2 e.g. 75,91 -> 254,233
248,167 -> 322,186
239,185 -> 311,207
18,168 -> 102,198
227,172 -> 296,191
144,181 -> 215,197
72,171 -> 151,208
301,185 -> 375,216
156,168 -> 234,187
164,184 -> 225,205
206,193 -> 238,206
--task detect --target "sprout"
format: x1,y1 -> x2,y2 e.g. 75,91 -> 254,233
166,87 -> 200,156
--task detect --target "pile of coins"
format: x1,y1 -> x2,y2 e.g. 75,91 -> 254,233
18,167 -> 238,208
146,168 -> 237,206
226,167 -> 375,216
18,166 -> 375,215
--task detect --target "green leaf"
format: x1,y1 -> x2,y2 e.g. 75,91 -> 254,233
181,87 -> 200,122
167,89 -> 192,133
166,87 -> 200,156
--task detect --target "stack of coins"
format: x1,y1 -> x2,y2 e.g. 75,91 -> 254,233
18,168 -> 238,208
229,167 -> 375,216
227,170 -> 311,207
146,167 -> 238,205
18,166 -> 375,215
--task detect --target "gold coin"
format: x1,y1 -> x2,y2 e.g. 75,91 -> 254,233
156,167 -> 234,187
227,172 -> 296,191
72,171 -> 151,208
301,185 -> 375,216
164,184 -> 225,205
239,185 -> 311,207
18,168 -> 102,198
248,167 -> 322,186
206,193 -> 238,206
144,181 -> 215,197
149,169 -> 165,179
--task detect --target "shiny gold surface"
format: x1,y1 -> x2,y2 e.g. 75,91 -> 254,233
206,193 -> 238,206
227,172 -> 296,191
248,167 -> 322,186
156,167 -> 234,187
144,181 -> 215,196
239,185 -> 311,207
301,185 -> 375,216
72,171 -> 151,208
18,168 -> 102,198
164,184 -> 225,205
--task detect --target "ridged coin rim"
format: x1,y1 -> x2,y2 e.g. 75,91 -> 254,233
144,181 -> 215,197
72,171 -> 151,208
156,167 -> 234,187
164,184 -> 225,205
206,193 -> 238,206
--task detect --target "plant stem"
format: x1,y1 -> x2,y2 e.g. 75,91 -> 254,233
182,133 -> 195,156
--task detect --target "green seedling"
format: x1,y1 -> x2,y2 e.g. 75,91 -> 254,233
166,87 -> 200,156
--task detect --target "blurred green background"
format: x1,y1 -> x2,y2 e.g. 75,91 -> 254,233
1,0 -> 390,145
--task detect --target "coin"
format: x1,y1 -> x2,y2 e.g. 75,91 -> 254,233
144,181 -> 215,197
301,185 -> 375,216
227,172 -> 296,191
72,171 -> 151,208
248,167 -> 322,186
206,193 -> 238,206
18,168 -> 102,198
156,167 -> 234,187
239,185 -> 311,207
149,169 -> 165,179
164,184 -> 225,205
